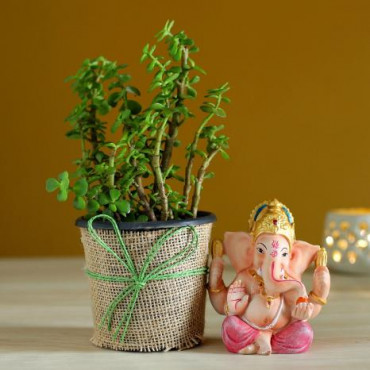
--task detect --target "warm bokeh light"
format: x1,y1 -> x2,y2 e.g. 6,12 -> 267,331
347,251 -> 357,265
337,239 -> 349,251
332,250 -> 342,263
356,239 -> 368,249
325,236 -> 334,247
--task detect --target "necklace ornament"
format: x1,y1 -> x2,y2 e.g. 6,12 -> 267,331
249,269 -> 281,309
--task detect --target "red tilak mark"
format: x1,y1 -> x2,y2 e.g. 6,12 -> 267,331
273,219 -> 278,226
272,240 -> 279,249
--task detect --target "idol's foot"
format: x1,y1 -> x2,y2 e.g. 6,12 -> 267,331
256,340 -> 271,356
255,331 -> 272,356
238,343 -> 257,355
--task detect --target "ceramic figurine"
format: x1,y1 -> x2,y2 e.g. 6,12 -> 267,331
208,199 -> 330,355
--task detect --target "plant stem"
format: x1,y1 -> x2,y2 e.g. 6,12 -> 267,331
89,105 -> 98,155
161,122 -> 178,174
108,148 -> 116,187
78,120 -> 88,165
134,176 -> 157,221
183,94 -> 223,205
151,118 -> 169,220
131,156 -> 157,221
183,113 -> 214,204
161,46 -> 188,174
191,148 -> 219,218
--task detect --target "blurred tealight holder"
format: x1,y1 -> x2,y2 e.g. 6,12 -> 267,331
323,208 -> 370,274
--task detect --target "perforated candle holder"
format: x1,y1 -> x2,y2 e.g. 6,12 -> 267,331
322,208 -> 370,274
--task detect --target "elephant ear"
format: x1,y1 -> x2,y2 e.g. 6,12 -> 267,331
224,232 -> 254,273
289,240 -> 320,279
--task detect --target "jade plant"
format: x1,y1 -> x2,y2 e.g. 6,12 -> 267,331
46,20 -> 230,222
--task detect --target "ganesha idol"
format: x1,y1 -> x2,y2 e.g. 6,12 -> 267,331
208,199 -> 331,355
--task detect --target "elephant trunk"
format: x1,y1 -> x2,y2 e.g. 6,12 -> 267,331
262,260 -> 307,298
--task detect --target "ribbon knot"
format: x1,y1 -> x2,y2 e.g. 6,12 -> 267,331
134,280 -> 146,289
85,214 -> 207,343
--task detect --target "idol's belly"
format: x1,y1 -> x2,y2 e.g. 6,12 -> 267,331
240,295 -> 291,330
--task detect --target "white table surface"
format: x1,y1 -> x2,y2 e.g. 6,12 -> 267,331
0,258 -> 369,369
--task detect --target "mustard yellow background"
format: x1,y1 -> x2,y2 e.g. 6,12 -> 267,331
1,1 -> 370,256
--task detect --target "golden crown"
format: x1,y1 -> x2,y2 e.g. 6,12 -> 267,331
248,199 -> 295,246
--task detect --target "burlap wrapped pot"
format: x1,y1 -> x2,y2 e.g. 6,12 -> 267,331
76,211 -> 215,352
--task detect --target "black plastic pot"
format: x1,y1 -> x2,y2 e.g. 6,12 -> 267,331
75,211 -> 216,231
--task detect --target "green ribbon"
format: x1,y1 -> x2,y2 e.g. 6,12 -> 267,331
85,214 -> 207,343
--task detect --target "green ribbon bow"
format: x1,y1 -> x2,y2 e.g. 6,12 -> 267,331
85,214 -> 207,343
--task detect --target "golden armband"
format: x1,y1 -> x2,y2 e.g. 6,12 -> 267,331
315,247 -> 328,268
211,239 -> 224,258
309,290 -> 327,305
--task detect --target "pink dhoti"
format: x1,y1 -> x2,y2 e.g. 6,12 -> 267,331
221,315 -> 313,354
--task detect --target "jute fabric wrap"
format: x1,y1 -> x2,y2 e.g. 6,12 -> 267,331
80,222 -> 212,351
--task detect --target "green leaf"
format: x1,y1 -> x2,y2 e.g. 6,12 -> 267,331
118,74 -> 132,83
168,66 -> 182,73
126,86 -> 141,96
174,48 -> 182,61
193,65 -> 206,75
189,46 -> 200,53
151,102 -> 165,110
98,100 -> 110,115
142,43 -> 149,55
147,60 -> 156,72
46,178 -> 60,192
108,92 -> 121,107
111,109 -> 131,133
186,86 -> 197,98
57,189 -> 68,202
65,130 -> 81,139
87,199 -> 100,213
116,199 -> 130,215
111,119 -> 122,134
102,209 -> 114,217
136,214 -> 148,222
110,188 -> 120,202
215,108 -> 226,117
105,143 -> 117,150
124,213 -> 136,221
127,100 -> 142,115
109,203 -> 117,212
140,53 -> 148,63
220,149 -> 230,160
189,76 -> 200,84
73,178 -> 88,196
222,96 -> 231,103
95,151 -> 104,163
204,172 -> 215,179
87,185 -> 101,198
120,108 -> 131,120
58,171 -> 70,190
200,105 -> 214,113
98,193 -> 110,205
194,149 -> 207,158
73,196 -> 86,210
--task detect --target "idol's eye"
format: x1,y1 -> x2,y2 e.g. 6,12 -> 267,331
256,243 -> 267,254
282,252 -> 288,257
